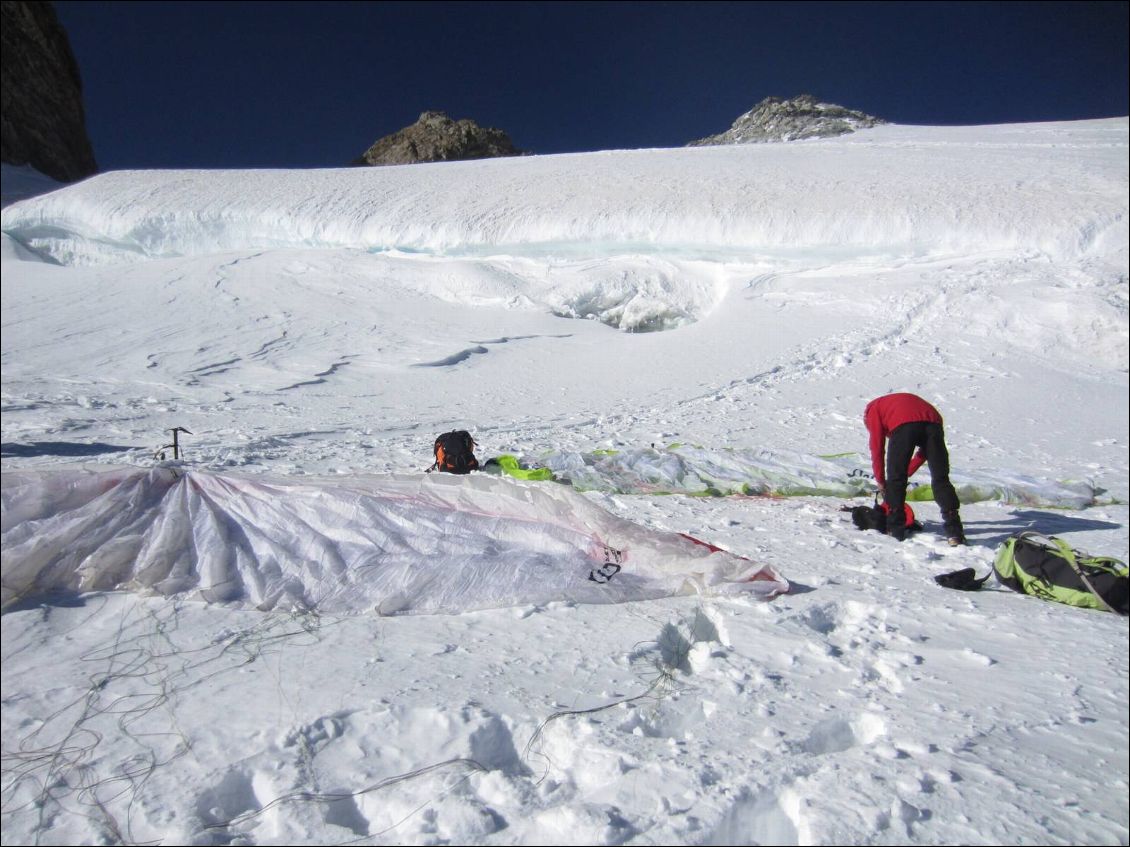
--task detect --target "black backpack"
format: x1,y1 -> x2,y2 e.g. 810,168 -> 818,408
429,430 -> 479,474
843,501 -> 922,535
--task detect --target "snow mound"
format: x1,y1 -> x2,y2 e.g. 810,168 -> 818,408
2,120 -> 1125,331
4,122 -> 1125,266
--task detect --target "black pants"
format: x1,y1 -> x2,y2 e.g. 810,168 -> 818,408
885,421 -> 961,532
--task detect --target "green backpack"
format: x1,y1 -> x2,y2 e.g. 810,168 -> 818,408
993,532 -> 1128,614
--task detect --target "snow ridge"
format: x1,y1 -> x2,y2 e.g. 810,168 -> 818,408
3,121 -> 1126,268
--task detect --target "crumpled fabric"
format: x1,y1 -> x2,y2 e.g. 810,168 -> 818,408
1,465 -> 788,614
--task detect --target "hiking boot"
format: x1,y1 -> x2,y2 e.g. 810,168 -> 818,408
942,509 -> 965,547
889,525 -> 907,542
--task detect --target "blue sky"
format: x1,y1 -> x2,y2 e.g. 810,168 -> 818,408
53,0 -> 1129,170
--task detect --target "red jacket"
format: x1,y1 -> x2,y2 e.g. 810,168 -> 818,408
864,393 -> 943,487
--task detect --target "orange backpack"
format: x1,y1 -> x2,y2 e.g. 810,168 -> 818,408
429,430 -> 480,474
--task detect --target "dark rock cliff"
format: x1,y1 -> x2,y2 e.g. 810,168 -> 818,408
1,0 -> 97,182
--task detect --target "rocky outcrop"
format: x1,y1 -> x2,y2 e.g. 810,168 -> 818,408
354,111 -> 522,166
1,0 -> 97,182
689,94 -> 885,146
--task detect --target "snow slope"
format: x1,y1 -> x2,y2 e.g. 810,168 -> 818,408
5,122 -> 1126,265
1,119 -> 1128,846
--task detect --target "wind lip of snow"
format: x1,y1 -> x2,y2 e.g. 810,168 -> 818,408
3,118 -> 1126,268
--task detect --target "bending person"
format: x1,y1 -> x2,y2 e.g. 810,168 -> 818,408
864,392 -> 966,545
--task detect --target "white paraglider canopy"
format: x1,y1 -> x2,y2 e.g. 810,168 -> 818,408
1,466 -> 788,615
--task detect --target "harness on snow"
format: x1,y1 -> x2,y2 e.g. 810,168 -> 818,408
428,430 -> 480,474
841,497 -> 922,535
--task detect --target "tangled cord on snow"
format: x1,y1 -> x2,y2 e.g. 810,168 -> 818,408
0,598 -> 334,846
203,757 -> 489,842
522,604 -> 704,785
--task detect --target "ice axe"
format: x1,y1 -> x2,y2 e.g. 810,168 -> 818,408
156,426 -> 192,461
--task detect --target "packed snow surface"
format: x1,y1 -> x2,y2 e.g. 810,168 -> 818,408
1,118 -> 1127,846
